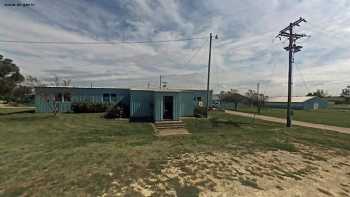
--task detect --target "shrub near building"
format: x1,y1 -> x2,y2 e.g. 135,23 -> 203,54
71,102 -> 109,113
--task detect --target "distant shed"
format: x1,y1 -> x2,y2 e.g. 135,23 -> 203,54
265,96 -> 328,110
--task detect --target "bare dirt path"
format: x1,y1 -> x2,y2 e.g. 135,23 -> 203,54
225,110 -> 350,135
103,144 -> 350,196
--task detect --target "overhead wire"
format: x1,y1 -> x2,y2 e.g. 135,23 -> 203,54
294,62 -> 312,94
0,37 -> 206,45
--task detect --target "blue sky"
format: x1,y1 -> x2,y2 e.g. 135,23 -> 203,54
0,0 -> 350,96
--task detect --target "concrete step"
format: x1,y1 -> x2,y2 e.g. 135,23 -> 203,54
156,126 -> 185,130
154,121 -> 185,129
156,129 -> 191,136
152,120 -> 190,136
154,121 -> 184,126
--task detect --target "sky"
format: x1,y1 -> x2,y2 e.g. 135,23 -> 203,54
0,0 -> 350,96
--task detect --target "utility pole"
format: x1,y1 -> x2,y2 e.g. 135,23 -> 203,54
206,33 -> 218,118
276,17 -> 308,127
257,83 -> 260,114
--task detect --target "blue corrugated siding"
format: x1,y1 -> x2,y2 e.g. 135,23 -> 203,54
181,91 -> 210,116
35,87 -> 212,121
180,92 -> 196,116
266,97 -> 329,110
304,97 -> 328,110
35,87 -> 129,113
130,90 -> 154,120
153,92 -> 181,122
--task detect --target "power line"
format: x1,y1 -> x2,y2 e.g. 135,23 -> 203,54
0,37 -> 206,45
182,39 -> 209,68
294,63 -> 311,93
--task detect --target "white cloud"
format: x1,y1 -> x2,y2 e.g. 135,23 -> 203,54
0,0 -> 350,96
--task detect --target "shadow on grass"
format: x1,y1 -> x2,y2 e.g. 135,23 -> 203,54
209,118 -> 250,128
0,114 -> 55,121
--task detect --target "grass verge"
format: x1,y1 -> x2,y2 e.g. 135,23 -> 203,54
0,111 -> 350,195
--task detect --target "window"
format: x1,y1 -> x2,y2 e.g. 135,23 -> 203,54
63,92 -> 71,102
55,93 -> 62,102
103,93 -> 110,103
111,94 -> 117,102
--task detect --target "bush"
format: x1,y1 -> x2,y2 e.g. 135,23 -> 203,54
103,103 -> 129,119
71,102 -> 109,113
194,106 -> 207,118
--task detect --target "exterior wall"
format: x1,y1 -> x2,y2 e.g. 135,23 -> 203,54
35,87 -> 212,122
303,97 -> 328,110
266,102 -> 305,110
129,90 -> 154,121
266,97 -> 328,110
35,87 -> 129,113
180,90 -> 210,117
153,92 -> 180,122
179,92 -> 195,117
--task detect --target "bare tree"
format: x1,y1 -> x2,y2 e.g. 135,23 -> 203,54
62,79 -> 72,87
36,91 -> 59,116
53,75 -> 60,86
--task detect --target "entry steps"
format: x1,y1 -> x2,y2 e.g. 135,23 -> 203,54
153,121 -> 190,136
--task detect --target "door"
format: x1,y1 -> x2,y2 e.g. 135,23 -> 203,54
313,102 -> 319,110
163,96 -> 173,120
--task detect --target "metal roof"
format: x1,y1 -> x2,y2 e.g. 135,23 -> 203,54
35,86 -> 208,92
130,88 -> 209,93
35,86 -> 129,90
266,96 -> 316,103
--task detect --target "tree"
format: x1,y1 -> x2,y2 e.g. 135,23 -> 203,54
245,89 -> 267,113
245,89 -> 257,106
341,86 -> 350,103
53,75 -> 60,86
63,79 -> 71,87
12,75 -> 45,103
219,90 -> 246,110
306,89 -> 327,98
0,55 -> 24,99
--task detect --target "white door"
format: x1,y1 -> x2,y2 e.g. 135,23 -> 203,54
313,102 -> 319,110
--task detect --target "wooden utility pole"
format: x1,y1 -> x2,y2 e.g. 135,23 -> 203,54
206,33 -> 218,118
276,17 -> 308,127
287,23 -> 294,127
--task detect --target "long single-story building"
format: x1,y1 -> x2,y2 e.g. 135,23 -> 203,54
35,87 -> 211,122
265,96 -> 328,110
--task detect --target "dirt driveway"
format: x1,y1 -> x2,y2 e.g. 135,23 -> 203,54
225,110 -> 350,135
102,144 -> 350,196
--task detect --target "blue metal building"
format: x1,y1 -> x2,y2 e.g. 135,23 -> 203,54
35,87 -> 211,122
265,96 -> 328,110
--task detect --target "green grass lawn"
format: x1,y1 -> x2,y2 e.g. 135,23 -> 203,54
236,106 -> 350,128
1,112 -> 350,196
